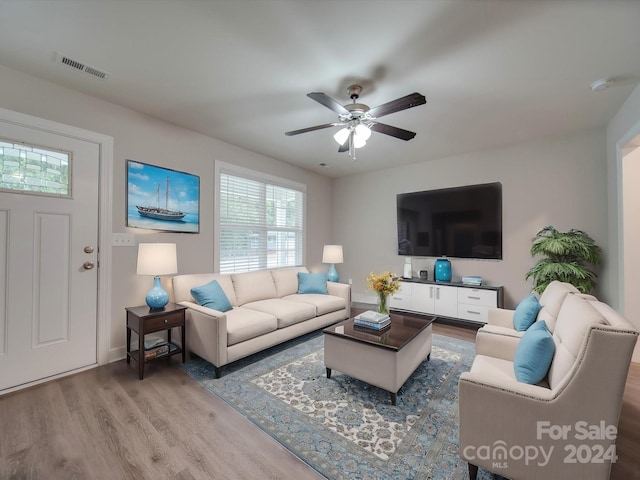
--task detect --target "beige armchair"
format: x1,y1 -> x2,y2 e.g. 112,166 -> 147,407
459,292 -> 638,479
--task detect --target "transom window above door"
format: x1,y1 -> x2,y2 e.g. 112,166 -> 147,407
0,138 -> 71,197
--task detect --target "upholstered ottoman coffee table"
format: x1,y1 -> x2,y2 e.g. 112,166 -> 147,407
323,313 -> 434,405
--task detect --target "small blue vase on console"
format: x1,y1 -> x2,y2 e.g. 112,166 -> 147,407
434,257 -> 452,282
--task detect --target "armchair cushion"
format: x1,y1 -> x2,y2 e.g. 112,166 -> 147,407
190,279 -> 233,312
513,320 -> 555,384
513,294 -> 542,331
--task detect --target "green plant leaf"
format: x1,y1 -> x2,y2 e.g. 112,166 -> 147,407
525,225 -> 601,293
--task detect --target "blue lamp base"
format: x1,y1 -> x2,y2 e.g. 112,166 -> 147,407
327,264 -> 339,282
146,276 -> 169,310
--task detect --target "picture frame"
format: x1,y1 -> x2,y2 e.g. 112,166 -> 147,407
126,160 -> 200,233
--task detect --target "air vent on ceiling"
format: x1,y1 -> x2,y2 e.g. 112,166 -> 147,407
55,53 -> 111,80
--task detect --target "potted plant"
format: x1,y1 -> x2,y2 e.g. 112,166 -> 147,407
525,226 -> 602,294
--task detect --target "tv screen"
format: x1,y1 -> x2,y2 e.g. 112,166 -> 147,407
397,182 -> 502,259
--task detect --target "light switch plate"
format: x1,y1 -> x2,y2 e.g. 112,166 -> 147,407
112,233 -> 135,246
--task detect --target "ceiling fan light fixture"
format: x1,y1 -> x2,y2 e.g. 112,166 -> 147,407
353,134 -> 367,149
333,127 -> 350,145
355,123 -> 371,141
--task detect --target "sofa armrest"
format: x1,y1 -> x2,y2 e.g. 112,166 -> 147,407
475,325 -> 523,361
327,281 -> 351,318
178,301 -> 228,367
486,307 -> 516,328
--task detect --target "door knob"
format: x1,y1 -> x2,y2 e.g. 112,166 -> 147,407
83,261 -> 95,270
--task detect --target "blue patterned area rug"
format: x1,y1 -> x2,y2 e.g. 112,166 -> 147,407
181,331 -> 498,480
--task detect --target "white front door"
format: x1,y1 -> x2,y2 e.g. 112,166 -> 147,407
0,122 -> 99,391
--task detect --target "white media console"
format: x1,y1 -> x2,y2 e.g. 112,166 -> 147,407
389,278 -> 504,326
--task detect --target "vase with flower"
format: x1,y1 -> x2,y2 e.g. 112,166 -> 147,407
366,271 -> 400,315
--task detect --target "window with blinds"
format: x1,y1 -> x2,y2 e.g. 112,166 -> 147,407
218,168 -> 305,273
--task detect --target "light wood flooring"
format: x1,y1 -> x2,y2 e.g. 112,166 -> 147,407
1,321 -> 638,480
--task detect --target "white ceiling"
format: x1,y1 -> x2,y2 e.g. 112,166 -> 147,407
0,0 -> 639,177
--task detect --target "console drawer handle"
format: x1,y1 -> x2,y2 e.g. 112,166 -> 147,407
164,319 -> 168,323
467,310 -> 481,315
468,296 -> 481,300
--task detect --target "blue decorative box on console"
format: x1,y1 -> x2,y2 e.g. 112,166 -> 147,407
434,257 -> 452,282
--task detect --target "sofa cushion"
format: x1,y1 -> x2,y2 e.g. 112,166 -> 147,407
271,266 -> 308,297
470,354 -> 518,383
513,294 -> 542,331
548,294 -> 605,389
232,270 -> 278,305
297,272 -> 328,294
242,299 -> 316,329
537,281 -> 579,332
226,307 -> 278,346
283,293 -> 345,316
514,321 -> 555,384
173,273 -> 238,306
190,279 -> 233,312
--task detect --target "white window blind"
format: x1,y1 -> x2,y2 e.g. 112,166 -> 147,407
218,168 -> 304,273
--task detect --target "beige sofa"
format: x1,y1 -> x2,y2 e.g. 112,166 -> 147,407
172,266 -> 350,377
459,287 -> 638,479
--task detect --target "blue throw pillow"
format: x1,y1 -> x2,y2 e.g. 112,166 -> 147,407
514,320 -> 555,384
190,280 -> 233,312
297,272 -> 328,294
513,294 -> 542,331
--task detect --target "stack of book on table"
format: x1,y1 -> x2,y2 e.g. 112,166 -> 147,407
354,310 -> 391,330
461,275 -> 482,286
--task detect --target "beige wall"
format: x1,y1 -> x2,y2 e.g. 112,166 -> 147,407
608,83 -> 640,362
333,129 -> 608,308
606,83 -> 640,308
622,146 -> 640,362
0,63 -> 334,361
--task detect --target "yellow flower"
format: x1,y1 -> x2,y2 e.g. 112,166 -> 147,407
366,271 -> 400,296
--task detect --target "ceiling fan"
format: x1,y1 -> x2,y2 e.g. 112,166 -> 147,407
285,84 -> 426,160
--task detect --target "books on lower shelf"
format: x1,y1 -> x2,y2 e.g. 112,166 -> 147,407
144,343 -> 178,361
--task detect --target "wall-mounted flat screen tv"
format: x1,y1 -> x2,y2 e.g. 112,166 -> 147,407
397,182 -> 502,259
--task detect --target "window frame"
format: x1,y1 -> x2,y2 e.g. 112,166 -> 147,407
215,161 -> 306,273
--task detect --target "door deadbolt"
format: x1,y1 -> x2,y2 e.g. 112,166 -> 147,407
84,246 -> 94,254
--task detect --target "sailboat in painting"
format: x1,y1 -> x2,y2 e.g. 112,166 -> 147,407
136,177 -> 186,221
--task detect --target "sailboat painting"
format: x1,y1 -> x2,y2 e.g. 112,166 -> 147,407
127,160 -> 199,233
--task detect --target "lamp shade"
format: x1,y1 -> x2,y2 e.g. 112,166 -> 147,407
136,243 -> 178,276
322,245 -> 343,264
333,128 -> 350,146
355,123 -> 371,141
137,243 -> 177,310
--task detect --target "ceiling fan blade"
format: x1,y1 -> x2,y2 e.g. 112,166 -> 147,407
307,92 -> 350,115
370,122 -> 417,141
367,92 -> 426,119
285,123 -> 338,136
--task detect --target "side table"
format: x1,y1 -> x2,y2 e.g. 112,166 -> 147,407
126,302 -> 187,380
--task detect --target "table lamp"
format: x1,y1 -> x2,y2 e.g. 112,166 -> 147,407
322,244 -> 343,282
137,243 -> 178,310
